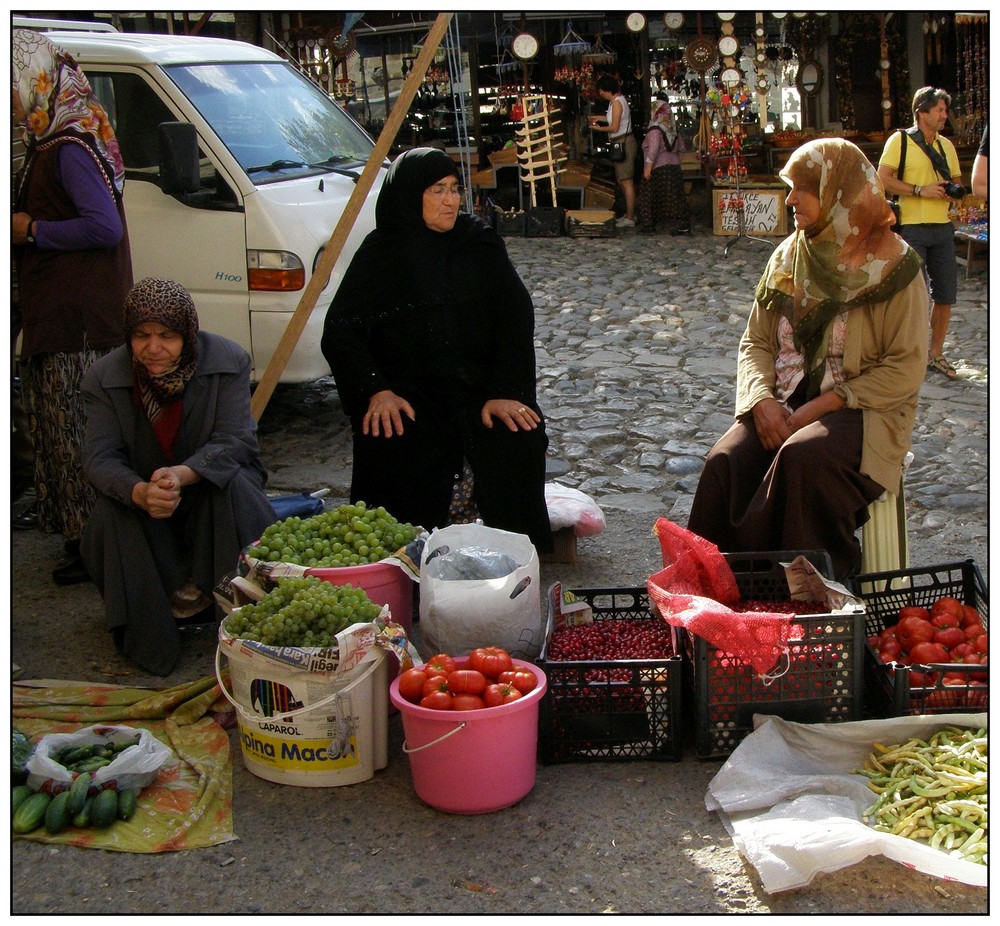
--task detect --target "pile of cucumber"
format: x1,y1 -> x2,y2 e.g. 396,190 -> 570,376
12,736 -> 144,836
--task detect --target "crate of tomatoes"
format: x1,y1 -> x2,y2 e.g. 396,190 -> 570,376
685,551 -> 866,760
851,559 -> 988,716
536,584 -> 684,763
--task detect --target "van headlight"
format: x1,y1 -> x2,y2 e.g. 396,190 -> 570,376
247,250 -> 305,292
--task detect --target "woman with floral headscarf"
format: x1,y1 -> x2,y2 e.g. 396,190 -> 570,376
636,100 -> 690,235
80,278 -> 275,677
687,138 -> 928,579
12,28 -> 133,584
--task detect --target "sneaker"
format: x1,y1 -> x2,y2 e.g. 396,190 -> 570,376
615,216 -> 635,228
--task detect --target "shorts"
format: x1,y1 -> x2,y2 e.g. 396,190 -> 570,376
898,222 -> 958,305
612,134 -> 637,181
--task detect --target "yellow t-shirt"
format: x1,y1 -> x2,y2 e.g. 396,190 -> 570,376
879,130 -> 961,225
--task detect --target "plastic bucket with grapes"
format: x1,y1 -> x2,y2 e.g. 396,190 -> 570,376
216,622 -> 389,787
306,561 -> 413,637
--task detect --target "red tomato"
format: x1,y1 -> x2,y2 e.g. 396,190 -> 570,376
451,693 -> 486,711
898,606 -> 931,622
964,622 -> 986,641
483,682 -> 522,707
878,638 -> 902,659
960,605 -> 983,628
420,690 -> 454,710
397,668 -> 428,703
497,668 -> 538,694
909,641 -> 951,664
422,675 -> 451,698
952,642 -> 975,660
930,610 -> 960,630
423,654 -> 458,678
896,616 -> 935,653
930,597 -> 964,622
973,633 -> 988,656
878,647 -> 901,665
467,647 -> 513,679
447,669 -> 487,695
908,670 -> 937,687
924,678 -> 969,710
933,626 -> 966,651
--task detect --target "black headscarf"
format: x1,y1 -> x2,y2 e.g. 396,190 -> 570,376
321,148 -> 535,416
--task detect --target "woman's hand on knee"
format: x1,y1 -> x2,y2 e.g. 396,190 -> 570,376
787,393 -> 845,434
363,390 -> 415,437
481,399 -> 540,432
751,398 -> 793,450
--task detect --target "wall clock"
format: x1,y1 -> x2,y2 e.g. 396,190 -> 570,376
684,36 -> 719,72
663,13 -> 684,32
718,35 -> 740,58
511,32 -> 539,61
626,12 -> 647,33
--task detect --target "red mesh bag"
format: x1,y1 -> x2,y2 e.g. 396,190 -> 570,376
647,518 -> 803,676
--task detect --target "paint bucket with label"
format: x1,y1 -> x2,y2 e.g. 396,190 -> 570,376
216,626 -> 388,787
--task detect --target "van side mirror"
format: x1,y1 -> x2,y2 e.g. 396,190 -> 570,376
158,121 -> 200,195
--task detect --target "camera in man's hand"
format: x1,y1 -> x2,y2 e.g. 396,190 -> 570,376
944,181 -> 967,199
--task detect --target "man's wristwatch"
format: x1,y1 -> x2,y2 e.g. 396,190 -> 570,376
913,185 -> 922,198
25,220 -> 37,244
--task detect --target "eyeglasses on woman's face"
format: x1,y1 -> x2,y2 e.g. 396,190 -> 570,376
425,182 -> 463,198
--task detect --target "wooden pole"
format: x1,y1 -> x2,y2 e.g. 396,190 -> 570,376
251,12 -> 454,421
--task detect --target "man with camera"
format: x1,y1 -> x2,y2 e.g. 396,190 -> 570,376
878,87 -> 965,380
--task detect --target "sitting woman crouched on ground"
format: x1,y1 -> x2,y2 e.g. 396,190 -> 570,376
81,278 -> 276,676
687,138 -> 928,580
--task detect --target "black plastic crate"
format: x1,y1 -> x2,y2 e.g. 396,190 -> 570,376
537,584 -> 684,763
526,206 -> 564,237
851,559 -> 988,717
685,550 -> 864,759
494,209 -> 526,237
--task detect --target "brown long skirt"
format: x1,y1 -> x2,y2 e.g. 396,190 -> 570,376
686,408 -> 885,580
637,164 -> 690,233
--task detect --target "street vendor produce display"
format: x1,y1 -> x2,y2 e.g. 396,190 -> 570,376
223,577 -> 383,648
868,595 -> 988,709
396,647 -> 539,711
857,726 -> 987,866
253,502 -> 417,568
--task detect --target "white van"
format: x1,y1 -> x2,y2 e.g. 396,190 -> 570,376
16,23 -> 386,382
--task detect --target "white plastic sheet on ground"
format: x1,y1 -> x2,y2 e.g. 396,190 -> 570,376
705,712 -> 988,893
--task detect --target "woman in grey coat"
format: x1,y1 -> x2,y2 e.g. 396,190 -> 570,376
81,278 -> 276,676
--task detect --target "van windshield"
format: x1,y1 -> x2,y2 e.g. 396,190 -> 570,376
165,61 -> 375,182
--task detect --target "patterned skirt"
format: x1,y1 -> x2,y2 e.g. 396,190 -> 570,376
637,164 -> 690,232
22,349 -> 111,541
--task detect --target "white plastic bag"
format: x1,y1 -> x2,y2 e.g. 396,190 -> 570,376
705,712 -> 988,893
544,483 -> 606,537
418,522 -> 542,660
26,724 -> 175,795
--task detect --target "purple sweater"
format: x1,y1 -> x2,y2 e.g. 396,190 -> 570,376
33,143 -> 123,250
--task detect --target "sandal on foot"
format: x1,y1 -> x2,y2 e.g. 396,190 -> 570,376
928,355 -> 957,379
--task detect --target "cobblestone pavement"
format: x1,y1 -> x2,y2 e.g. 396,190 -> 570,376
10,224 -> 988,916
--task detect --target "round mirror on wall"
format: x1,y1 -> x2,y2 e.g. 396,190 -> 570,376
796,59 -> 822,96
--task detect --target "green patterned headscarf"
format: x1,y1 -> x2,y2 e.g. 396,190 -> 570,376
755,138 -> 922,398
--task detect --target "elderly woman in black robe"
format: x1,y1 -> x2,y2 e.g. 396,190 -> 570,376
322,147 -> 552,552
81,278 -> 276,676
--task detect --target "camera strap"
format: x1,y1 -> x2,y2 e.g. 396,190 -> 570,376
905,126 -> 954,181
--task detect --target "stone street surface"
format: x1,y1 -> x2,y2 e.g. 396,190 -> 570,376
11,225 -> 988,916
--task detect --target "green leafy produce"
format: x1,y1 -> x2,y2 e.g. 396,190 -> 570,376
223,577 -> 382,647
12,727 -> 33,785
253,501 -> 416,568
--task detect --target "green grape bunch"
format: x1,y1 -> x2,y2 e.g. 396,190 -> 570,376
253,501 -> 417,568
223,576 -> 382,648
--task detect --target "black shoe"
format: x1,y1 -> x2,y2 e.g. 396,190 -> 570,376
53,551 -> 90,586
13,503 -> 39,530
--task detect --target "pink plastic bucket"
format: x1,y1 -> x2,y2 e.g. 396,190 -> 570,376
307,561 -> 413,635
389,658 -> 547,814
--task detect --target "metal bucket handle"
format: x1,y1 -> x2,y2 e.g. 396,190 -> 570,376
401,721 -> 467,754
214,645 -> 375,724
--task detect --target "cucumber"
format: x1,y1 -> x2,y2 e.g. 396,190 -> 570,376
44,790 -> 72,834
72,797 -> 93,829
89,788 -> 119,828
71,756 -> 112,774
13,791 -> 51,834
66,772 -> 91,815
57,745 -> 94,767
12,785 -> 35,813
117,789 -> 138,821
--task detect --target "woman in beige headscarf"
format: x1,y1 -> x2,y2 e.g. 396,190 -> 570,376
687,138 -> 928,579
636,100 -> 689,235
